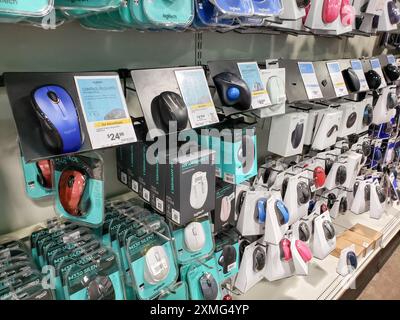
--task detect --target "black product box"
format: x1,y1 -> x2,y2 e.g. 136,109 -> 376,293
212,178 -> 236,233
164,149 -> 216,226
147,142 -> 166,214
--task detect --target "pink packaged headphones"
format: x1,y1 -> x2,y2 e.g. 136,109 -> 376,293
340,0 -> 355,26
322,0 -> 341,24
295,240 -> 313,263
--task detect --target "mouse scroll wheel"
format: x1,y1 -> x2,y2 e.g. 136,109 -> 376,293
47,91 -> 60,103
67,175 -> 75,188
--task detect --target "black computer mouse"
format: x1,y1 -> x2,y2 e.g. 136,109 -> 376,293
291,122 -> 304,149
85,276 -> 115,300
213,72 -> 252,111
327,193 -> 337,210
339,197 -> 348,212
322,220 -> 336,240
238,135 -> 255,175
376,185 -> 387,203
218,245 -> 237,274
387,92 -> 397,110
299,222 -> 311,242
346,112 -> 358,128
388,0 -> 400,25
281,177 -> 289,200
327,125 -> 339,138
342,68 -> 361,92
365,184 -> 371,201
252,246 -> 266,272
200,273 -> 219,300
296,0 -> 310,8
31,85 -> 83,154
372,15 -> 380,29
336,165 -> 347,185
325,158 -> 334,175
347,251 -> 358,270
297,181 -> 311,205
153,91 -> 188,132
363,104 -> 374,126
384,63 -> 400,81
365,70 -> 382,90
353,181 -> 360,197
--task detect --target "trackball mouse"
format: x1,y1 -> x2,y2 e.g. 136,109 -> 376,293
155,91 -> 188,132
213,72 -> 252,111
31,85 -> 83,154
58,169 -> 90,217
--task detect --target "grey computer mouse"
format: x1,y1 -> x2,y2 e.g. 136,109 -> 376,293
200,273 -> 219,300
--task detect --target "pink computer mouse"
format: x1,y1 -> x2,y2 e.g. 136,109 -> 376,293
280,239 -> 292,261
340,0 -> 355,26
295,240 -> 313,263
322,0 -> 341,24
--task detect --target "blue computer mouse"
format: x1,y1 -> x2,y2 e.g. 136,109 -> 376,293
31,85 -> 83,154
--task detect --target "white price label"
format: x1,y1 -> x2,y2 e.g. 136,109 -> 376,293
238,62 -> 271,109
131,180 -> 139,193
387,55 -> 396,65
298,62 -> 323,99
175,69 -> 219,128
172,209 -> 181,224
120,171 -> 128,185
350,60 -> 369,91
327,62 -> 349,97
74,75 -> 137,149
156,198 -> 164,212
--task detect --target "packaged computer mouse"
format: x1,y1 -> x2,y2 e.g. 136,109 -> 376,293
0,0 -> 53,17
53,153 -> 104,227
126,220 -> 178,300
142,0 -> 194,28
172,216 -> 215,265
54,0 -> 121,10
214,229 -> 240,281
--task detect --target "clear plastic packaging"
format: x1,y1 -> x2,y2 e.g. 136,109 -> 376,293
209,0 -> 254,17
194,0 -> 236,28
54,0 -> 122,10
0,0 -> 53,17
252,0 -> 283,17
142,0 -> 194,28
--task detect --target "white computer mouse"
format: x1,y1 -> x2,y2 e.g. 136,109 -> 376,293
144,246 -> 170,285
220,196 -> 231,222
184,221 -> 206,252
267,76 -> 286,105
189,172 -> 208,209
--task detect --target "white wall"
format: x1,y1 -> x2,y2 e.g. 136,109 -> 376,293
0,22 -> 383,234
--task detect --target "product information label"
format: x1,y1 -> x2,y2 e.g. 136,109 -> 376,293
175,69 -> 219,128
74,75 -> 137,149
298,62 -> 323,99
327,61 -> 349,97
370,58 -> 387,89
350,60 -> 369,91
237,62 -> 271,109
388,55 -> 396,65
366,0 -> 385,16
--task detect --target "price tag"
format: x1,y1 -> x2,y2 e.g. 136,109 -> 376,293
175,68 -> 219,128
237,62 -> 271,109
327,62 -> 349,97
370,58 -> 387,89
350,60 -> 369,91
387,55 -> 396,65
298,62 -> 323,100
74,75 -> 137,149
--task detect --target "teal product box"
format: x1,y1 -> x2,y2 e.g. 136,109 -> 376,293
221,126 -> 257,185
116,142 -> 140,194
163,148 -> 216,226
0,0 -> 53,17
54,154 -> 105,227
20,156 -> 54,199
147,141 -> 166,214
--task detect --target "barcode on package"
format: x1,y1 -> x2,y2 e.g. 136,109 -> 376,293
172,209 -> 180,224
142,188 -> 150,202
120,171 -> 128,184
156,198 -> 164,212
131,180 -> 139,193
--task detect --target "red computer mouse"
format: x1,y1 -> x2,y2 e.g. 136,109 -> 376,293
295,240 -> 313,263
340,0 -> 355,26
322,0 -> 341,24
280,239 -> 292,261
58,170 -> 88,216
36,160 -> 53,189
313,166 -> 326,188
